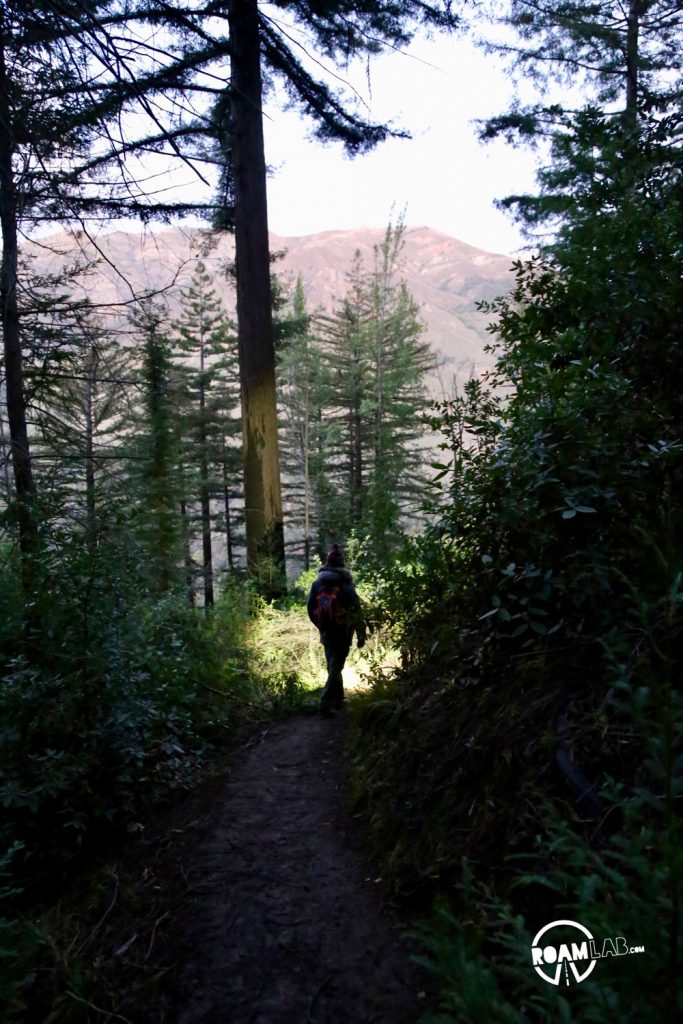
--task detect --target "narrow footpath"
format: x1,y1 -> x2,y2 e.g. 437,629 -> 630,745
153,713 -> 431,1024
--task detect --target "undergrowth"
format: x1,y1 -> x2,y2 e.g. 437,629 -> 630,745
0,565 -> 325,1021
345,100 -> 682,1020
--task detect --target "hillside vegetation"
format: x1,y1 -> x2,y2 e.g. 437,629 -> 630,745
346,97 -> 682,1023
1,2 -> 681,1021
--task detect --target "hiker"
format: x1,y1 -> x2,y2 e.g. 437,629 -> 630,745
307,543 -> 366,716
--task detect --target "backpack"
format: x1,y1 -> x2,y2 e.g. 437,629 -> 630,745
314,583 -> 343,630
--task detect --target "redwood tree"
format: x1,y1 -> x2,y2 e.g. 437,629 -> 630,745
212,0 -> 462,592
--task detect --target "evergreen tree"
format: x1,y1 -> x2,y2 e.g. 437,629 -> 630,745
172,260 -> 242,605
364,225 -> 433,561
315,223 -> 434,560
1,0 -> 465,601
480,1 -> 682,230
131,301 -> 183,595
212,363 -> 244,577
316,253 -> 374,546
478,1 -> 682,388
202,0 -> 462,591
32,304 -> 137,547
485,1 -> 681,125
277,276 -> 327,571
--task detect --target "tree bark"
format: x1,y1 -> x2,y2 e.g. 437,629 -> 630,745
84,366 -> 97,546
228,0 -> 285,594
179,496 -> 196,607
199,331 -> 214,608
0,25 -> 36,572
221,438 -> 235,572
0,388 -> 12,504
303,378 -> 310,572
351,398 -> 363,525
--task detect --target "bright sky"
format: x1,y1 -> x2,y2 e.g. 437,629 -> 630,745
262,31 -> 541,256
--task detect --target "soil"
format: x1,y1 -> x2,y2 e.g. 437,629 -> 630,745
146,711 -> 433,1024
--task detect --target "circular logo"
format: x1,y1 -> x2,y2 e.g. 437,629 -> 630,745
531,919 -> 597,986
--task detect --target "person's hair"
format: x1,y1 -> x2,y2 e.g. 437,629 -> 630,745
324,543 -> 345,568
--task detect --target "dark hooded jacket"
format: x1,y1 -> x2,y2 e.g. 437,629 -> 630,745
307,565 -> 366,646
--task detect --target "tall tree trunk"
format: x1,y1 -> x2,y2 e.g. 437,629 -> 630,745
199,455 -> 214,608
0,26 -> 36,577
146,324 -> 173,594
228,0 -> 285,595
351,398 -> 363,526
221,438 -> 235,572
0,388 -> 12,504
199,333 -> 214,608
179,496 -> 196,607
303,382 -> 310,572
315,406 -> 325,559
84,372 -> 97,546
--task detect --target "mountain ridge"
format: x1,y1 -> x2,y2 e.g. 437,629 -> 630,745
23,224 -> 514,379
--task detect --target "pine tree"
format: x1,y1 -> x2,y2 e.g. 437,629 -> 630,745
315,253 -> 374,546
315,223 -> 434,560
485,1 -> 680,125
32,303 -> 138,547
173,260 -> 242,601
478,0 -> 682,390
202,0 -> 463,591
211,357 -> 243,576
131,301 -> 183,595
277,276 -> 328,571
480,1 -> 682,230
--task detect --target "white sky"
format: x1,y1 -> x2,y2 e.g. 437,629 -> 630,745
31,18 -> 545,257
262,31 -> 541,256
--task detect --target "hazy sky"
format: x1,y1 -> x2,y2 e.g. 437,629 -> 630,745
262,31 -> 541,256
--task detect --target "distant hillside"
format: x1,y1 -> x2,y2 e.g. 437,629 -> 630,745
22,225 -> 514,383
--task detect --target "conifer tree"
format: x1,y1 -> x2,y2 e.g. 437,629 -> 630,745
1,0 -> 465,602
32,304 -> 137,547
365,253 -> 433,561
173,260 -> 242,599
314,223 -> 434,560
485,1 -> 680,125
480,1 -> 682,229
212,360 -> 244,576
315,254 -> 374,545
277,276 -> 328,571
132,301 -> 183,595
203,0 -> 463,591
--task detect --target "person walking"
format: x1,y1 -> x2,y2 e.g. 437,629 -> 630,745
307,543 -> 366,716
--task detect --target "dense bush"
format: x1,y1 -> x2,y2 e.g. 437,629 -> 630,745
348,103 -> 682,1020
0,576 -> 252,876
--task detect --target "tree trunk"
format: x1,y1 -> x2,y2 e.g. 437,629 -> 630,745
221,439 -> 235,572
0,26 -> 36,574
179,498 -> 196,607
351,398 -> 363,525
199,332 -> 214,608
303,380 -> 310,572
84,371 -> 97,546
0,389 -> 12,504
228,0 -> 285,595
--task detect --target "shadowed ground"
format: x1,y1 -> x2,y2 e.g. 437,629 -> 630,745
154,713 -> 431,1024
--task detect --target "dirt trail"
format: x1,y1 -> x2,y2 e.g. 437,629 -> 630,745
156,712 -> 430,1024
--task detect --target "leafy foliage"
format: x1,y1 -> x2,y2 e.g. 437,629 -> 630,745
347,24 -> 682,1023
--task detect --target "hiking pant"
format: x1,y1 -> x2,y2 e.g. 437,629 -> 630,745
319,634 -> 351,712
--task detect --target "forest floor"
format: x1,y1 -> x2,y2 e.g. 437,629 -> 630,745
130,708 -> 433,1024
